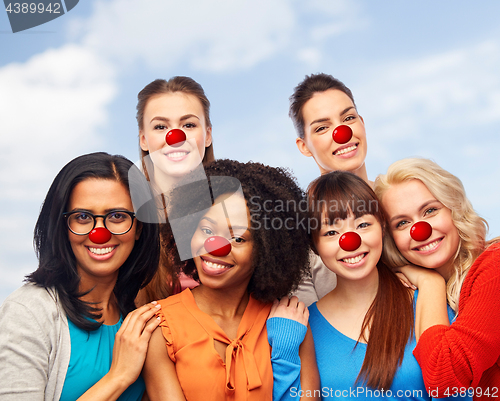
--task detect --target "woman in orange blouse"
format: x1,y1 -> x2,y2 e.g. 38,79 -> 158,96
142,159 -> 319,400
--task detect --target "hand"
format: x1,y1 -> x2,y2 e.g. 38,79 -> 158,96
394,271 -> 417,290
108,302 -> 162,387
268,296 -> 308,327
394,264 -> 444,289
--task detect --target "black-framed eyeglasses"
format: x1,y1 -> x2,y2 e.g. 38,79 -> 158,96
62,210 -> 136,236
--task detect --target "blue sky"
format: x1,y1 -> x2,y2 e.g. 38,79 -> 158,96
1,0 -> 500,302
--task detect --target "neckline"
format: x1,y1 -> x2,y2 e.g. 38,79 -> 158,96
310,302 -> 367,346
180,288 -> 264,343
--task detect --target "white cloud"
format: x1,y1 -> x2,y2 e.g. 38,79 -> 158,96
0,44 -> 117,200
361,40 -> 500,139
67,0 -> 366,73
69,0 -> 296,72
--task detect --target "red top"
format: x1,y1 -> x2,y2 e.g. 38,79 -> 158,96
413,243 -> 500,400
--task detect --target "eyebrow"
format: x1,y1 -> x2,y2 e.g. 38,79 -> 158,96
150,114 -> 200,124
309,107 -> 356,127
389,200 -> 438,223
67,208 -> 132,213
200,217 -> 248,235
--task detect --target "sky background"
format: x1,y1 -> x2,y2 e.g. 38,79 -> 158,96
1,0 -> 499,303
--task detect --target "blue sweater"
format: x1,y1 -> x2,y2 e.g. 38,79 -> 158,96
267,291 -> 471,400
308,293 -> 471,400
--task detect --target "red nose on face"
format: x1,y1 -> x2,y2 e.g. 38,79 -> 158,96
204,236 -> 231,257
89,227 -> 112,244
332,125 -> 353,144
410,221 -> 432,242
165,129 -> 186,147
339,231 -> 362,252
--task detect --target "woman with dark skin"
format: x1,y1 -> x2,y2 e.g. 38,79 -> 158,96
142,160 -> 319,401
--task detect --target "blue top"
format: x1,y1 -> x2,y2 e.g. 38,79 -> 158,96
308,291 -> 470,400
60,316 -> 145,401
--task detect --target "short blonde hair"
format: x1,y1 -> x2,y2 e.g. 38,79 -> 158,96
374,158 -> 488,312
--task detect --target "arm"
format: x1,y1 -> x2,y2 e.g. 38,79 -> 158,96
0,299 -> 52,401
267,297 -> 320,401
142,327 -> 186,401
76,303 -> 161,401
395,265 -> 449,340
413,248 -> 500,391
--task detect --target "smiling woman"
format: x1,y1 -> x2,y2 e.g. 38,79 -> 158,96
289,73 -> 370,308
301,171 -> 469,400
135,77 -> 215,304
0,152 -> 160,401
142,159 -> 319,401
375,158 -> 500,398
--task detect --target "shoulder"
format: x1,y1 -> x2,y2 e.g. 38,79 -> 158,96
157,291 -> 186,308
0,283 -> 66,331
459,243 -> 500,304
2,283 -> 60,312
466,243 -> 500,283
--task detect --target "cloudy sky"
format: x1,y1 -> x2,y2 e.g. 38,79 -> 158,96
1,0 -> 500,302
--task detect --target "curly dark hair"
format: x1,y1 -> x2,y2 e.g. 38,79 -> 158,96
163,159 -> 310,302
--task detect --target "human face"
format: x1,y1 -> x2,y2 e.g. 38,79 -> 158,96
67,179 -> 140,286
315,212 -> 382,283
190,193 -> 253,292
382,180 -> 460,279
297,89 -> 367,175
139,92 -> 212,182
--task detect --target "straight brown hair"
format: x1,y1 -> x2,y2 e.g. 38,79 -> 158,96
136,76 -> 215,172
308,171 -> 414,390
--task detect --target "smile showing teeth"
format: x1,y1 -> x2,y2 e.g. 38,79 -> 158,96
88,246 -> 115,255
334,144 -> 357,156
204,260 -> 231,269
342,254 -> 365,264
416,239 -> 440,252
166,151 -> 188,158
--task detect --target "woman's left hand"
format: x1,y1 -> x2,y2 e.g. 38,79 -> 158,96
268,296 -> 308,327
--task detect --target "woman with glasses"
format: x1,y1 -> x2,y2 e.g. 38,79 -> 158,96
0,152 -> 160,401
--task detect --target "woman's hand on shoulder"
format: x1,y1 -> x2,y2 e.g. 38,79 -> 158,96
268,296 -> 308,327
393,264 -> 445,289
108,302 -> 162,387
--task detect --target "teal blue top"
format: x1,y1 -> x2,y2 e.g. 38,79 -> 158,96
60,316 -> 145,401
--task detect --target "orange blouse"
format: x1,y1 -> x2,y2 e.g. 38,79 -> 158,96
157,289 -> 273,401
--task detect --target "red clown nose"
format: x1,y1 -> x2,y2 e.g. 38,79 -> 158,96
204,236 -> 231,257
410,221 -> 432,242
89,227 -> 112,244
165,129 -> 186,147
332,125 -> 353,144
339,231 -> 362,252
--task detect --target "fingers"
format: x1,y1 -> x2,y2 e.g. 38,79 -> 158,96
267,296 -> 308,326
396,272 -> 417,290
119,302 -> 162,338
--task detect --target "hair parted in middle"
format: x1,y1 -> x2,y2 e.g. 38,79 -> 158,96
307,171 -> 414,390
374,157 -> 489,312
136,76 -> 214,166
27,152 -> 160,331
163,159 -> 310,302
289,73 -> 356,140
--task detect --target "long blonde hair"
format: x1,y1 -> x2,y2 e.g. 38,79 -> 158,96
374,158 -> 489,312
